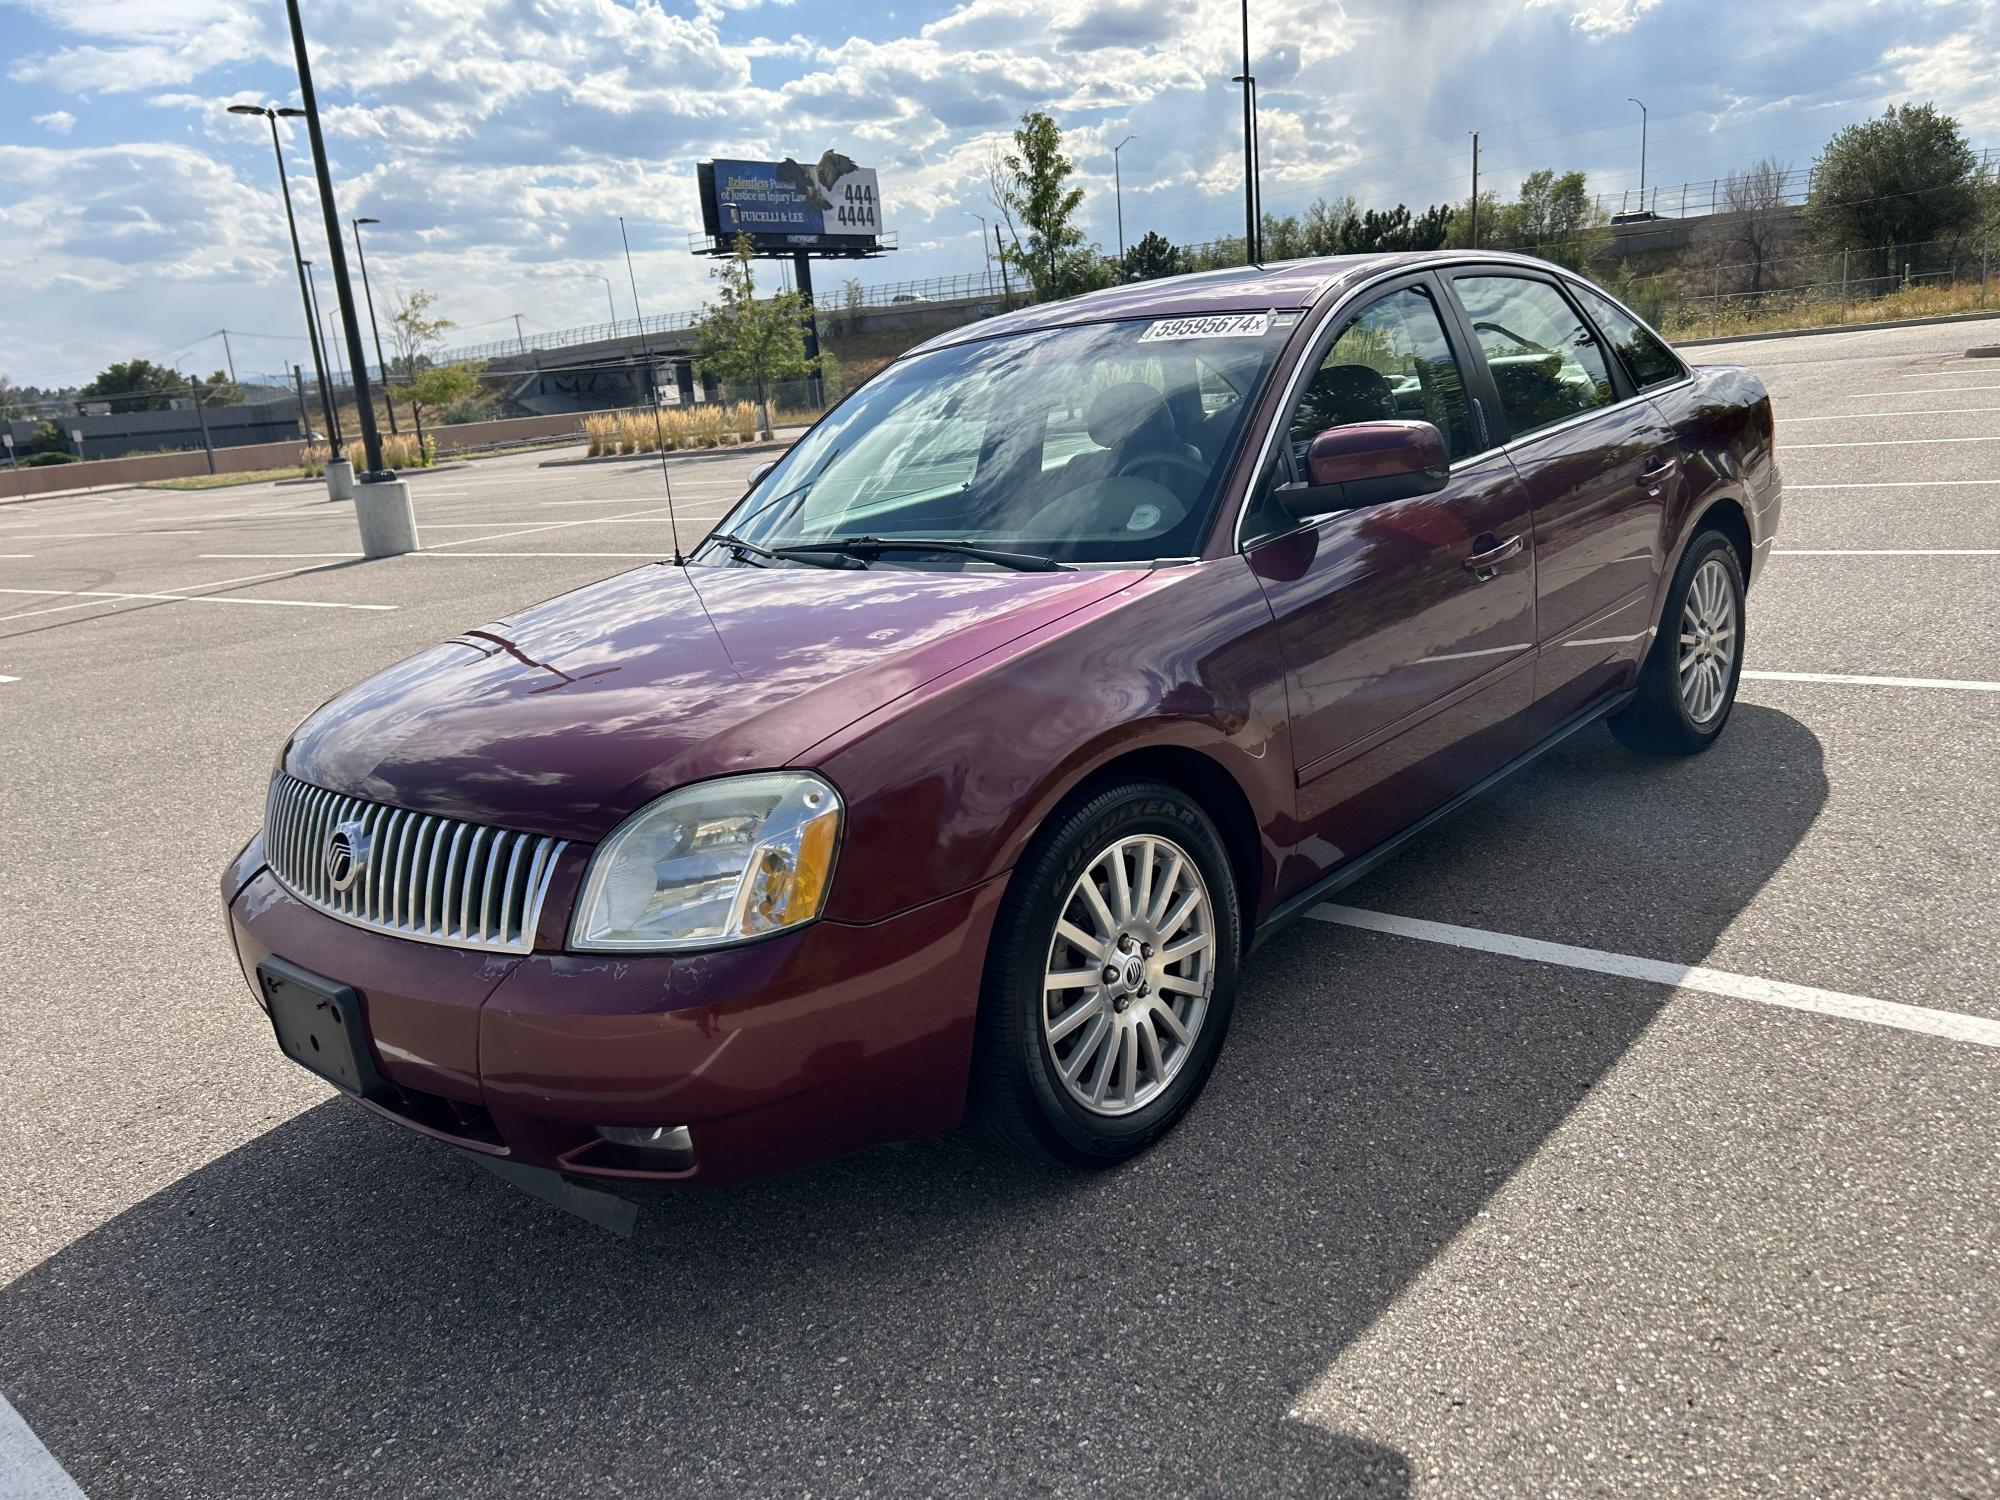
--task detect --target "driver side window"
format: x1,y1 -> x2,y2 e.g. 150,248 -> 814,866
1288,285 -> 1474,467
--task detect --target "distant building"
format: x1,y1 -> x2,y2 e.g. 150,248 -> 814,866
3,401 -> 304,461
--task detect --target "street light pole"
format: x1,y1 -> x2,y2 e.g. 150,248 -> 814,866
283,0 -> 387,479
300,258 -> 342,448
228,102 -> 337,448
964,212 -> 991,294
585,273 -> 617,327
1113,134 -> 1137,264
350,216 -> 398,433
1236,0 -> 1259,262
1629,96 -> 1649,207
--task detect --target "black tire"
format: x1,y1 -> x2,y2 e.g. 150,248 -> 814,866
1609,527 -> 1746,756
969,778 -> 1242,1167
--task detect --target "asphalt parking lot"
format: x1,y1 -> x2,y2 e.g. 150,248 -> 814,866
2,317 -> 1996,1499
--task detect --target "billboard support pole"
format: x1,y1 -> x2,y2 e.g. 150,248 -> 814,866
793,251 -> 825,412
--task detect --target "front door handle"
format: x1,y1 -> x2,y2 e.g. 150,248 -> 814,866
1463,534 -> 1523,580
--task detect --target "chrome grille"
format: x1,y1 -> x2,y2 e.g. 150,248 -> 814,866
264,774 -> 567,954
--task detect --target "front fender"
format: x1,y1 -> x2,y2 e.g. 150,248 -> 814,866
803,558 -> 1295,927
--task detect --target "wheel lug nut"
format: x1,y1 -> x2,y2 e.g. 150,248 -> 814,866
1140,943 -> 1153,959
1101,964 -> 1120,984
1113,995 -> 1128,1013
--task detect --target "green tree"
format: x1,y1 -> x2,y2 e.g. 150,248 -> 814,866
0,373 -> 24,419
1122,230 -> 1181,281
392,362 -> 483,432
78,357 -> 183,413
998,111 -> 1112,300
1444,189 -> 1504,249
201,369 -> 244,407
693,233 -> 813,437
1493,169 -> 1606,269
387,288 -> 454,383
1806,104 -> 1981,280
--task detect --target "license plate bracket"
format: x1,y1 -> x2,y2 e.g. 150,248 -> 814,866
257,956 -> 392,1102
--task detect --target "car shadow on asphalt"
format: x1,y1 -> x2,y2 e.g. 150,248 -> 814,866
0,707 -> 1826,1498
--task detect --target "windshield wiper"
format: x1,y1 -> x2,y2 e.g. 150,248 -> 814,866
704,531 -> 851,569
769,536 -> 1072,572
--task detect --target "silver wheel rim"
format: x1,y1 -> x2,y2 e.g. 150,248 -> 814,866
1042,834 -> 1215,1118
1677,556 -> 1737,726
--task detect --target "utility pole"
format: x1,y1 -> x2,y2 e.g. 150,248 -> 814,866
190,377 -> 216,475
994,222 -> 1012,305
284,0 -> 388,479
220,329 -> 237,384
1469,132 -> 1480,249
513,313 -> 529,355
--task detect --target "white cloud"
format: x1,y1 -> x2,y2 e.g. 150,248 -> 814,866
1525,0 -> 1663,37
32,110 -> 76,134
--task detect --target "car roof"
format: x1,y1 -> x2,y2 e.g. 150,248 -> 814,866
906,249 -> 1567,354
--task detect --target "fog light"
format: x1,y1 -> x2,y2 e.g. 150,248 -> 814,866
594,1123 -> 695,1170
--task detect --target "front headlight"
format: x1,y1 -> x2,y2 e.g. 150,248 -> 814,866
569,772 -> 843,952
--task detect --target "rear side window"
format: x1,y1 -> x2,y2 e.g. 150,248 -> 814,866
1576,286 -> 1686,390
1288,285 -> 1475,463
1455,274 -> 1615,440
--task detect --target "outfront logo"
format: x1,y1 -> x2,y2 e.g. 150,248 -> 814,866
324,818 -> 373,894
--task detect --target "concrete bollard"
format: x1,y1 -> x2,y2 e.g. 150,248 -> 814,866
324,458 -> 356,502
353,477 -> 419,558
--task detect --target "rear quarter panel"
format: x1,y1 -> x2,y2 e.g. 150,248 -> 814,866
799,558 -> 1300,927
1650,363 -> 1782,590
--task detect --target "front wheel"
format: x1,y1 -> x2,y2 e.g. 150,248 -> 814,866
970,779 -> 1242,1167
1609,528 -> 1746,755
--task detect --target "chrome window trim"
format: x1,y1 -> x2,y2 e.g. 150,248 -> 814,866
1233,256 -> 1697,551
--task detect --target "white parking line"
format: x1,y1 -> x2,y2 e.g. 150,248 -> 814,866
0,675 -> 18,684
1774,548 -> 2000,556
1743,669 -> 2000,691
1310,905 -> 2000,1050
1777,435 -> 2000,451
1781,406 -> 2000,421
1843,385 -> 2000,397
1786,478 -> 2000,490
0,587 -> 395,615
0,1391 -> 87,1499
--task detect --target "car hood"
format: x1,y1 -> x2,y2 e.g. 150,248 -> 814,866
285,562 -> 1137,841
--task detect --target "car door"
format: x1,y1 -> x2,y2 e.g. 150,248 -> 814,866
1444,269 -> 1678,728
1243,275 -> 1540,866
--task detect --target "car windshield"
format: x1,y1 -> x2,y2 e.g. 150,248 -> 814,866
705,315 -> 1290,566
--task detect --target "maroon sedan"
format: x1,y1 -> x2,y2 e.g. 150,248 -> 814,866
222,251 -> 1779,1193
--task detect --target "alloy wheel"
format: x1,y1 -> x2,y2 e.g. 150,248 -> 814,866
1677,555 -> 1738,725
1041,834 -> 1216,1117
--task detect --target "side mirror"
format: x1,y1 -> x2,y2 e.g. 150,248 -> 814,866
1276,420 -> 1449,521
746,459 -> 779,490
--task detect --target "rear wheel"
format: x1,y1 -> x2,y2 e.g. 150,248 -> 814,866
1609,528 -> 1745,755
970,779 -> 1241,1166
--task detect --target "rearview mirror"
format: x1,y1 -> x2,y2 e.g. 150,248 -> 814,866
746,460 -> 779,490
1276,420 -> 1448,520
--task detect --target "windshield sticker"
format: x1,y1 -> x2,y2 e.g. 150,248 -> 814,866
1271,311 -> 1302,329
1138,312 -> 1272,342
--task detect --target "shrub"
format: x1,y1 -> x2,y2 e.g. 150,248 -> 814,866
19,451 -> 77,467
300,442 -> 330,477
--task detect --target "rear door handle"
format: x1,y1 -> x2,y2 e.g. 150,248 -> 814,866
1463,534 -> 1523,579
1641,455 -> 1679,486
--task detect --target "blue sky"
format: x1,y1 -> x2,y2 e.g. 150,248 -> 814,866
2,0 -> 1994,387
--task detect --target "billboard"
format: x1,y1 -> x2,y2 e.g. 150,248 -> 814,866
697,153 -> 883,252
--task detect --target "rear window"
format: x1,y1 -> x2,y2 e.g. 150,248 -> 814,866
1576,286 -> 1685,390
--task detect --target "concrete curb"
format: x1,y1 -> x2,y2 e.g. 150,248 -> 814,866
1675,307 -> 2000,349
538,431 -> 803,469
274,461 -> 471,489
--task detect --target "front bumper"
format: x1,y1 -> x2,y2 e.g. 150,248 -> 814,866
223,837 -> 1009,1185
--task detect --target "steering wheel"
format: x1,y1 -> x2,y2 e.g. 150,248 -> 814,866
1473,319 -> 1551,356
1115,451 -> 1209,487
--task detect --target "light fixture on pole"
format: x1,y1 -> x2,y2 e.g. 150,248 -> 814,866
227,101 -> 338,447
350,216 -> 398,433
1112,134 -> 1137,264
1629,96 -> 1649,208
